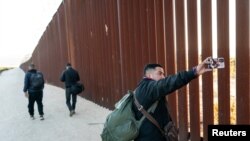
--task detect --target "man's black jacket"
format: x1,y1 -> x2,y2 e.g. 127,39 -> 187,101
60,67 -> 80,88
133,69 -> 196,141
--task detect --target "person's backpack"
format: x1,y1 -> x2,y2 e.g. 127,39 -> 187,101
101,90 -> 158,141
71,82 -> 84,95
30,72 -> 44,90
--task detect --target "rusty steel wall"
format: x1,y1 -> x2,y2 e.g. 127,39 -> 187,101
236,0 -> 250,124
20,0 -> 250,140
201,0 -> 214,140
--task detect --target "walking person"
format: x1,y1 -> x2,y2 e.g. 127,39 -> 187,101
132,57 -> 212,141
60,63 -> 80,117
23,63 -> 45,120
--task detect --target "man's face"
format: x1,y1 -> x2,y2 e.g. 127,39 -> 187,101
148,67 -> 165,81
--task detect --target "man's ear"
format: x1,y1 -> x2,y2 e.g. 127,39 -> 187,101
145,72 -> 153,79
148,74 -> 153,79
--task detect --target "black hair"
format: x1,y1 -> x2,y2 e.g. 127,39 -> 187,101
143,63 -> 163,75
29,63 -> 35,69
66,63 -> 71,66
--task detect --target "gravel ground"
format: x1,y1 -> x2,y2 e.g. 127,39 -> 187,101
0,68 -> 111,141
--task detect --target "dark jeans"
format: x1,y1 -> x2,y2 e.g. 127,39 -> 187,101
66,88 -> 77,111
28,91 -> 44,116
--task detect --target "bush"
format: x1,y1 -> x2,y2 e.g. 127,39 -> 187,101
0,67 -> 12,74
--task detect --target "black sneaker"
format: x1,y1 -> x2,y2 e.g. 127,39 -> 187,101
30,115 -> 35,120
40,115 -> 44,120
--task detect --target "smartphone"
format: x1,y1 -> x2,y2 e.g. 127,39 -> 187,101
206,57 -> 225,69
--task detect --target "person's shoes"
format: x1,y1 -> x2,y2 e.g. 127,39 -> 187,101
70,111 -> 74,117
30,115 -> 35,120
72,110 -> 76,115
40,115 -> 44,120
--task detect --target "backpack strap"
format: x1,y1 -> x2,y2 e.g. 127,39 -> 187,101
138,99 -> 158,127
132,91 -> 165,135
128,90 -> 158,127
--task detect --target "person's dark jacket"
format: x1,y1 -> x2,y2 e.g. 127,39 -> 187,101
23,69 -> 44,93
133,69 -> 197,141
60,67 -> 80,88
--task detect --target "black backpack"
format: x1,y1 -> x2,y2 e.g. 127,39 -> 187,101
30,72 -> 44,90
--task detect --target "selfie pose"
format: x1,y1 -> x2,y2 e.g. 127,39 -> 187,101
132,57 -> 213,141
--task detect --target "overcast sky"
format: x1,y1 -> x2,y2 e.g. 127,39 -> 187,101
0,0 -> 235,67
0,0 -> 62,67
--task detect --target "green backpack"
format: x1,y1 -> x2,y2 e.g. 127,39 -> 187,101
101,90 -> 158,141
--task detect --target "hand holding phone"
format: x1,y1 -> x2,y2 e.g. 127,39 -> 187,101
206,57 -> 225,69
